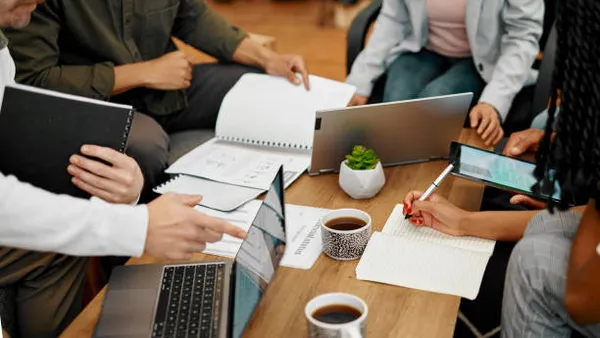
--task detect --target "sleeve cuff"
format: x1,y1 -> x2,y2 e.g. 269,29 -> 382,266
346,72 -> 375,97
91,62 -> 116,100
478,85 -> 513,122
221,27 -> 248,62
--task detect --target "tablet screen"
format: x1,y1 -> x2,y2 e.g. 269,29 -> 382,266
454,144 -> 561,200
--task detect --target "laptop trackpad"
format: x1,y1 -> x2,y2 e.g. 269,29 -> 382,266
96,289 -> 156,337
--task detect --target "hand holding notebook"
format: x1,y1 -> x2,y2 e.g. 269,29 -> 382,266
0,84 -> 135,198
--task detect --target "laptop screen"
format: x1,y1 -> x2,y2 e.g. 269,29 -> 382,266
231,167 -> 286,337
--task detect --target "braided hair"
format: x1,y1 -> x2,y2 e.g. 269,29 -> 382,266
533,0 -> 600,210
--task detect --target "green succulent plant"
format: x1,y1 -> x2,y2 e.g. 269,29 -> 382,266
345,145 -> 380,170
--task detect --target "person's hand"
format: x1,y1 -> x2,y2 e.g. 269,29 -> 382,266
144,51 -> 194,90
348,94 -> 368,106
68,145 -> 144,204
145,193 -> 247,260
502,128 -> 546,157
509,194 -> 547,210
264,53 -> 310,90
470,102 -> 504,146
403,191 -> 471,236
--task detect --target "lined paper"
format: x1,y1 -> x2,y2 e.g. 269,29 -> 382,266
356,204 -> 496,300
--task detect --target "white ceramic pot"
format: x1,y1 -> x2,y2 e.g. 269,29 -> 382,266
339,161 -> 386,199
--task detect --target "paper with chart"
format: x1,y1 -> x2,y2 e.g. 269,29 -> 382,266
155,175 -> 263,211
166,139 -> 310,190
196,200 -> 263,258
195,202 -> 329,270
356,204 -> 496,300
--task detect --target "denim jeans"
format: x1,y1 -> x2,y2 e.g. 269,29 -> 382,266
383,49 -> 485,104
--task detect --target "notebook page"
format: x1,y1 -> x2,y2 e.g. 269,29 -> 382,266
166,138 -> 310,190
154,175 -> 263,211
356,232 -> 491,300
382,204 -> 496,254
215,74 -> 356,149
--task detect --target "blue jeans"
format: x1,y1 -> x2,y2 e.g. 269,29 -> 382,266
383,49 -> 485,103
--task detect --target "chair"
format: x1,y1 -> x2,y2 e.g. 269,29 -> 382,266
346,0 -> 556,134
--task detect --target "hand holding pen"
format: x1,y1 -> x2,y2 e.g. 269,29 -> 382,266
401,163 -> 469,237
404,163 -> 455,219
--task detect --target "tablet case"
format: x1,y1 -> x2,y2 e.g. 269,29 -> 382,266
0,84 -> 134,198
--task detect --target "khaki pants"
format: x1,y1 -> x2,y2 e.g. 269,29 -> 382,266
0,248 -> 88,338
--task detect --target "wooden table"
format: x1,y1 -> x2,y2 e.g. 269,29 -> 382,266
62,129 -> 486,338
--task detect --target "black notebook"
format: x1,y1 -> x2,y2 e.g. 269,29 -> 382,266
0,83 -> 135,198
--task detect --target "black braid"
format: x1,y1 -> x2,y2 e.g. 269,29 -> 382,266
533,0 -> 600,211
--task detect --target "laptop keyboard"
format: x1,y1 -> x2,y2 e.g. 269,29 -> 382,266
152,263 -> 226,338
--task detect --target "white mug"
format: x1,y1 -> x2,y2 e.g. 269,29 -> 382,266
305,293 -> 368,338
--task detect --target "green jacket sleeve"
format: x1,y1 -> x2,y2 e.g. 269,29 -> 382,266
5,1 -> 115,100
172,0 -> 247,61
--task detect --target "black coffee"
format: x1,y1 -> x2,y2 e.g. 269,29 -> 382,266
312,304 -> 362,324
325,217 -> 367,231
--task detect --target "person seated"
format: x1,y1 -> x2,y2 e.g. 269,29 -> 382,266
0,2 -> 245,336
3,0 -> 310,200
346,0 -> 544,147
402,0 -> 600,334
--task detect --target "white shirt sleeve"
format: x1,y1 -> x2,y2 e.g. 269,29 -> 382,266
0,172 -> 148,257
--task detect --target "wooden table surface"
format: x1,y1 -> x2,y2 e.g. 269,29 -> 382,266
61,129 -> 487,338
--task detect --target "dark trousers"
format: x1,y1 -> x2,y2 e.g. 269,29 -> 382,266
0,248 -> 88,338
125,63 -> 261,202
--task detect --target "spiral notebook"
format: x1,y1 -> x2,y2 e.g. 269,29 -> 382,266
0,83 -> 134,198
165,74 -> 356,192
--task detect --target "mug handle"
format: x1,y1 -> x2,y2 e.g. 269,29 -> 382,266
341,326 -> 362,338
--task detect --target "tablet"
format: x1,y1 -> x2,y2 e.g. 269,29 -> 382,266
448,142 -> 568,204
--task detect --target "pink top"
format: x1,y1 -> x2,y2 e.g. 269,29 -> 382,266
425,0 -> 471,58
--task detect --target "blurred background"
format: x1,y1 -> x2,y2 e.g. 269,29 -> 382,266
177,0 -> 371,82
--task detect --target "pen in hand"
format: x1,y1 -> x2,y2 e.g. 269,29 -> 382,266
405,162 -> 455,220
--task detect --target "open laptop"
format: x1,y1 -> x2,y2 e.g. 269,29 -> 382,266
309,93 -> 473,175
94,167 -> 287,338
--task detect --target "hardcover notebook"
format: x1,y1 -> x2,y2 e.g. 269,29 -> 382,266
0,83 -> 134,198
162,74 -> 356,210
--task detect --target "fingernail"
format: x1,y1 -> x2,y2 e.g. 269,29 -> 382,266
418,219 -> 424,225
81,145 -> 89,153
510,147 -> 519,154
406,208 -> 412,214
410,218 -> 417,224
69,155 -> 78,164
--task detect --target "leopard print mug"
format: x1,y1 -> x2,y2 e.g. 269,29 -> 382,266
320,209 -> 372,260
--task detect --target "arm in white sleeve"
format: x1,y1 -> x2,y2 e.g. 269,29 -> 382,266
478,0 -> 544,119
0,172 -> 148,257
345,0 -> 410,96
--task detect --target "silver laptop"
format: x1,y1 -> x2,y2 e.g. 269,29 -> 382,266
309,93 -> 473,175
94,167 -> 287,338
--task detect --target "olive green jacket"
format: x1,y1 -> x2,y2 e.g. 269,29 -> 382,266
4,0 -> 246,115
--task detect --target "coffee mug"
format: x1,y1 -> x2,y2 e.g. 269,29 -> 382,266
320,209 -> 371,260
305,293 -> 368,338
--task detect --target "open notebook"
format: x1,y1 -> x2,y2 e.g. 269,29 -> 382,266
356,204 -> 496,300
161,74 -> 356,210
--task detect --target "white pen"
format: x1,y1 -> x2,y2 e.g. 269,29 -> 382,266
405,162 -> 455,219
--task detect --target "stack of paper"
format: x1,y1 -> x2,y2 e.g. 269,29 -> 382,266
195,202 -> 330,270
355,205 -> 496,300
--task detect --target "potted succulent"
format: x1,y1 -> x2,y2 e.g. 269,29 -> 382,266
339,145 -> 386,199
